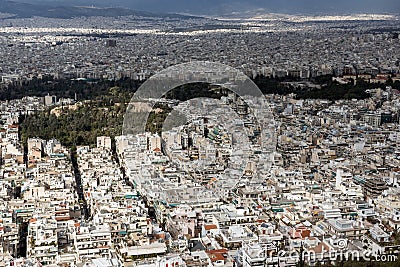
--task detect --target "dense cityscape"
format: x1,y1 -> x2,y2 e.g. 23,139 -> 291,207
0,2 -> 400,267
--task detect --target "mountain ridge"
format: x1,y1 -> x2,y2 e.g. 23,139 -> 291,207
6,0 -> 400,16
0,0 -> 199,19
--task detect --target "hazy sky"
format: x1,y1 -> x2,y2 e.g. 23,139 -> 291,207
11,0 -> 400,15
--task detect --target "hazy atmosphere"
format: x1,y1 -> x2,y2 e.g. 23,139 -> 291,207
1,0 -> 400,266
7,0 -> 400,15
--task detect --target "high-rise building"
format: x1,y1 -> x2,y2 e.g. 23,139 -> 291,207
149,134 -> 161,151
97,136 -> 112,150
44,94 -> 56,106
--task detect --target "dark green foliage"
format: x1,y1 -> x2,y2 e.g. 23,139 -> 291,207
164,82 -> 227,101
20,87 -> 132,148
311,74 -> 334,85
252,75 -> 393,100
145,103 -> 173,134
253,75 -> 296,95
17,74 -> 397,149
20,82 -> 227,146
0,76 -> 141,101
296,81 -> 371,100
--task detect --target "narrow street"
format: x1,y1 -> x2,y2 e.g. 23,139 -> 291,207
71,151 -> 90,220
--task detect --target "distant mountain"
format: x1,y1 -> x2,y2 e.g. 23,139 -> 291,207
8,0 -> 400,16
0,0 -> 197,19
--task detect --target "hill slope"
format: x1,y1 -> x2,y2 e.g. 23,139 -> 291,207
0,0 -> 196,19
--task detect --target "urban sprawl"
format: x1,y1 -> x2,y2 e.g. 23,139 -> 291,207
0,14 -> 400,267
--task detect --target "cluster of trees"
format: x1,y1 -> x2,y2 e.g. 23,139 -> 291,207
145,103 -> 173,134
165,82 -> 227,101
253,75 -> 297,95
7,73 -> 396,104
18,74 -> 399,149
20,81 -> 231,146
20,87 -> 130,149
295,80 -> 372,100
253,75 -> 398,101
0,76 -> 141,101
5,74 -> 397,102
